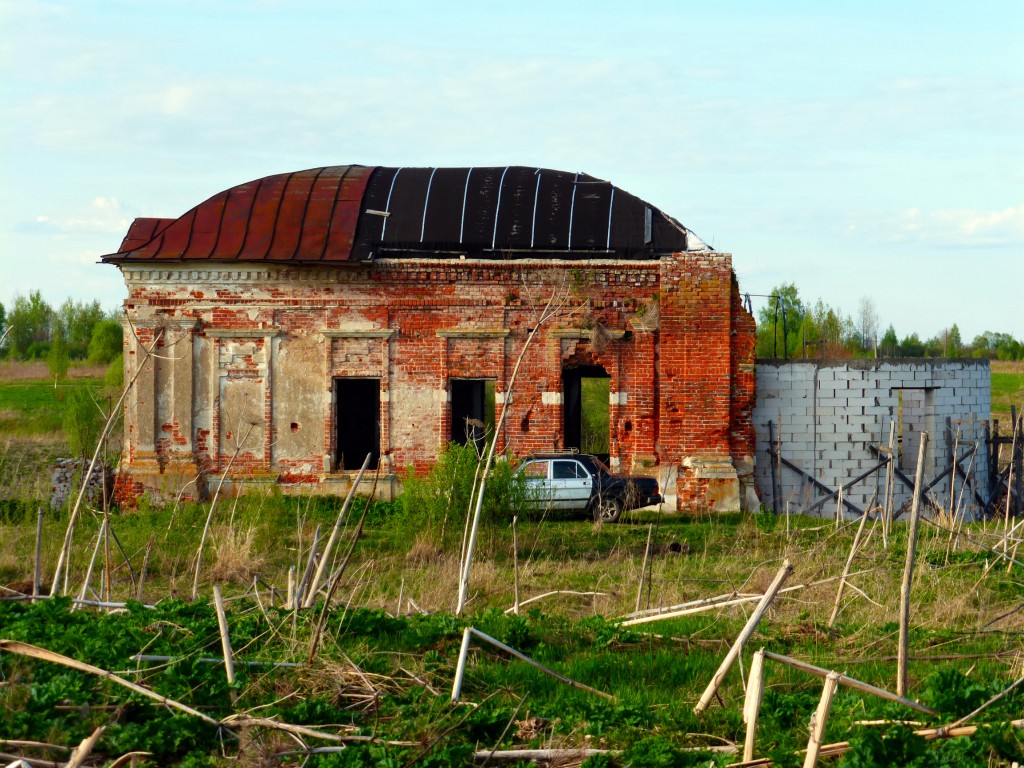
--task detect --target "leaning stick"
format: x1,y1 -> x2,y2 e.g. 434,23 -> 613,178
190,422 -> 257,602
0,639 -> 220,726
136,535 -> 154,602
74,518 -> 108,610
742,648 -> 766,761
450,627 -> 615,703
827,507 -> 870,628
694,560 -> 792,714
66,725 -> 105,768
803,672 -> 839,768
457,285 -> 566,615
294,523 -> 322,608
635,524 -> 654,612
212,585 -> 236,699
33,508 -> 43,598
512,515 -> 520,616
303,452 -> 371,608
898,432 -> 929,698
946,671 -> 1024,729
761,651 -> 936,714
51,328 -> 163,596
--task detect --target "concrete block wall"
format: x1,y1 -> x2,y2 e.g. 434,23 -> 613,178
754,359 -> 990,518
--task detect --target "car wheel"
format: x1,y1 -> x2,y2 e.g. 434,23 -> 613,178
593,495 -> 622,523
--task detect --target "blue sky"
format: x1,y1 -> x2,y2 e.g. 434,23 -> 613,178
2,0 -> 1021,340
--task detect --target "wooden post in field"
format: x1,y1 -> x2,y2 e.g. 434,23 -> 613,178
694,560 -> 792,714
512,516 -> 520,616
213,585 -> 237,703
635,524 -> 653,613
742,648 -> 766,761
803,672 -> 840,768
898,431 -> 929,698
33,508 -> 44,599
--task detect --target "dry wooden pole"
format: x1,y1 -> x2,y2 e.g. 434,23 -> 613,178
898,431 -> 929,698
136,535 -> 154,602
294,523 -> 322,608
66,725 -> 105,768
621,571 -> 871,627
450,627 -> 616,703
883,419 -> 896,547
190,422 -> 256,602
742,649 -> 766,762
51,327 -> 162,596
450,627 -> 474,702
212,585 -> 236,699
635,524 -> 654,612
694,560 -> 793,714
802,672 -> 839,768
0,640 -> 220,726
457,286 -> 565,615
827,508 -> 870,628
33,508 -> 44,599
74,519 -> 108,609
302,452 -> 371,608
512,515 -> 520,616
761,651 -> 936,714
286,566 -> 296,610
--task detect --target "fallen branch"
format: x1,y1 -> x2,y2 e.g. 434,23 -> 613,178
504,591 -> 610,614
0,639 -> 220,727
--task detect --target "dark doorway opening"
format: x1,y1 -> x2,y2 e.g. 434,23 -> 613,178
451,379 -> 495,453
334,378 -> 380,470
563,365 -> 610,463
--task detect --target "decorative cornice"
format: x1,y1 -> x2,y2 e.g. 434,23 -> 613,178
121,265 -> 363,284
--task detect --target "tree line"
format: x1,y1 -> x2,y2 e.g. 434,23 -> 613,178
756,283 -> 1024,361
0,291 -> 123,369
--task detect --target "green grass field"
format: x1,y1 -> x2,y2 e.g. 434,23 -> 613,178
1,363 -> 1023,765
991,361 -> 1024,425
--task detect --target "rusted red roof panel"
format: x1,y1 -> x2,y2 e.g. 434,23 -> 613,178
104,165 -> 375,264
117,218 -> 175,253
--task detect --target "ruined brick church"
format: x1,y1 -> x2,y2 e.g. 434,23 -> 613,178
103,165 -> 756,511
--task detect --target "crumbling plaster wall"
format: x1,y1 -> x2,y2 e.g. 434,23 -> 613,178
753,359 -> 991,518
115,253 -> 756,511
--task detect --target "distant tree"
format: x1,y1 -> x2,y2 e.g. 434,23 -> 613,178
900,332 -> 926,357
880,324 -> 898,357
944,324 -> 963,357
756,283 -> 805,358
855,296 -> 879,354
46,329 -> 70,381
0,301 -> 7,354
8,291 -> 54,359
87,319 -> 123,365
55,299 -> 105,359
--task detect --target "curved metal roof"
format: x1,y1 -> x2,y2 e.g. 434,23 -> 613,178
103,165 -> 696,264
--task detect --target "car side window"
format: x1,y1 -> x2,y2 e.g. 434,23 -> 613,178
521,460 -> 548,479
553,460 -> 588,479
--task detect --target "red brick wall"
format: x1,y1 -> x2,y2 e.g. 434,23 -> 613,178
117,254 -> 756,510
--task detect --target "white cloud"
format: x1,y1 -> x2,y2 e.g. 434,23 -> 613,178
21,196 -> 131,236
889,204 -> 1024,246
